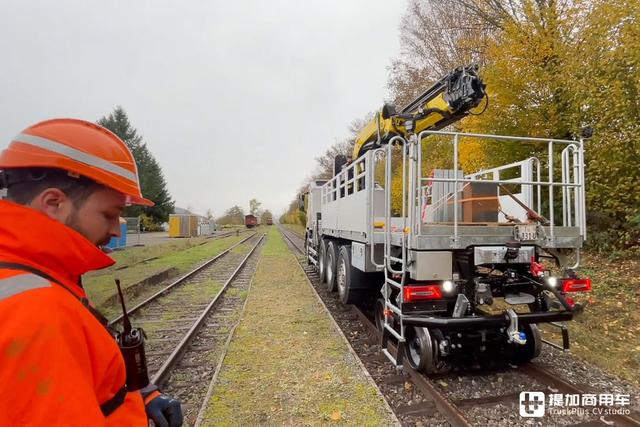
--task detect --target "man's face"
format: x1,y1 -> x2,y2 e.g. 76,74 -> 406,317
64,187 -> 126,247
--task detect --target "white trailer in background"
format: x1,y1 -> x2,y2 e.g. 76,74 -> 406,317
304,130 -> 590,371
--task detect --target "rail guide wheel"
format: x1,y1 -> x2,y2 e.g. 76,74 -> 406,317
508,323 -> 542,364
405,326 -> 437,373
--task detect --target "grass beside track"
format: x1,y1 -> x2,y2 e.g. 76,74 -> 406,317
543,251 -> 640,385
84,231 -> 252,310
201,226 -> 395,426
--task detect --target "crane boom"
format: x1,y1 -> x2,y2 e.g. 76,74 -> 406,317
352,65 -> 486,159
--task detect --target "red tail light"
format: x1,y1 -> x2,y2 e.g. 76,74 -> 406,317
403,285 -> 442,302
562,278 -> 592,293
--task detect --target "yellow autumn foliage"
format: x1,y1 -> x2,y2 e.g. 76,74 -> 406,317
388,0 -> 640,250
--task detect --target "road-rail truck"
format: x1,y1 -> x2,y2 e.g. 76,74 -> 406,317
302,65 -> 590,372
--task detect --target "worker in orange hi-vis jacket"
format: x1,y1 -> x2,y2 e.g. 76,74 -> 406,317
0,119 -> 183,426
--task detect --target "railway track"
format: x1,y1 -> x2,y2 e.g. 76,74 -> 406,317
110,232 -> 265,425
279,226 -> 640,427
97,231 -> 255,318
108,232 -> 257,326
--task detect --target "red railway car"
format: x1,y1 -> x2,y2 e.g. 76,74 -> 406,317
244,214 -> 257,228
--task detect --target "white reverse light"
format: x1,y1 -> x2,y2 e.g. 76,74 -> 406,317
443,280 -> 454,293
547,277 -> 558,288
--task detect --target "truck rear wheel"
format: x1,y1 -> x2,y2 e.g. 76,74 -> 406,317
336,245 -> 365,305
318,240 -> 327,283
325,241 -> 338,292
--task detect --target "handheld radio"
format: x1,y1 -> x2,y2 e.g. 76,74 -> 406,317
115,279 -> 149,391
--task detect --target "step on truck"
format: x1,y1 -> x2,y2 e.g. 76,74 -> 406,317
302,65 -> 590,372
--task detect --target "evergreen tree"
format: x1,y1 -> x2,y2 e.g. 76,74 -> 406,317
98,107 -> 174,224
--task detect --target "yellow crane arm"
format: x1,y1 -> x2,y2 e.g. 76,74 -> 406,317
352,65 -> 486,160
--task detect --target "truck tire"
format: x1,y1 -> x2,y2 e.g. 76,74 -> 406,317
318,239 -> 327,283
325,241 -> 338,292
336,245 -> 365,305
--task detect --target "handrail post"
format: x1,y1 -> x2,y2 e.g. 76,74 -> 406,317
417,134 -> 423,233
368,149 -> 385,270
453,134 -> 459,248
385,143 -> 392,271
579,138 -> 587,240
548,140 -> 555,242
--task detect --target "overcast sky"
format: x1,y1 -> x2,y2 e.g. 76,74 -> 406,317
0,0 -> 404,217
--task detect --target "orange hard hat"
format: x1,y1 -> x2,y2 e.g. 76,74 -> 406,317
0,118 -> 153,206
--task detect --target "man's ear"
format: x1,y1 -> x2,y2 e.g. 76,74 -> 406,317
30,188 -> 73,221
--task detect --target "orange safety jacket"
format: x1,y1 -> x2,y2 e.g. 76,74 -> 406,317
0,200 -> 148,426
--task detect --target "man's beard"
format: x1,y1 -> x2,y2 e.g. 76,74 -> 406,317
64,209 -> 111,247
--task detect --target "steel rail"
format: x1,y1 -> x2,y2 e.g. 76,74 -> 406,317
205,230 -> 233,239
108,232 -> 257,326
206,229 -> 245,240
151,234 -> 265,387
281,228 -> 305,253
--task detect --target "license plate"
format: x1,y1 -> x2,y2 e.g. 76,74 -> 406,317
514,224 -> 538,241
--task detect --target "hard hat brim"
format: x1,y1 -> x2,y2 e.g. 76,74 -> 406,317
127,195 -> 155,207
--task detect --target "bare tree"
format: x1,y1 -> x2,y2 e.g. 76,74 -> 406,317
451,0 -> 587,32
313,114 -> 373,178
388,0 -> 496,106
451,0 -> 519,28
249,198 -> 261,216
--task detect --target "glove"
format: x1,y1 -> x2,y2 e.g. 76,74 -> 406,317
141,384 -> 183,427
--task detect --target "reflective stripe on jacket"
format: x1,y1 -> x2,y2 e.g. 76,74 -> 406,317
0,200 -> 147,426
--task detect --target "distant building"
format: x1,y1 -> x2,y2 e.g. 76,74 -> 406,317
170,206 -> 217,236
